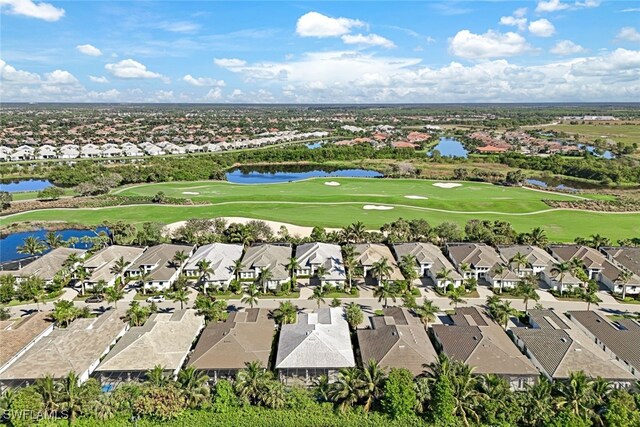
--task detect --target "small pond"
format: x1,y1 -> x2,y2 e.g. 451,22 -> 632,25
225,166 -> 382,184
0,179 -> 52,193
429,137 -> 469,158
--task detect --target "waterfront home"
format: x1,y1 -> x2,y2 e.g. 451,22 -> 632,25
95,310 -> 204,384
294,242 -> 346,287
393,242 -> 463,289
0,310 -> 128,387
432,307 -> 538,389
275,308 -> 355,385
183,243 -> 243,291
125,244 -> 194,292
239,244 -> 292,291
188,308 -> 275,381
511,309 -> 635,387
15,247 -> 86,285
567,311 -> 640,378
357,307 -> 438,376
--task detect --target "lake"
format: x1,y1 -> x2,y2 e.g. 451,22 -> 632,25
0,227 -> 109,264
430,137 -> 468,158
0,179 -> 52,193
306,142 -> 324,149
525,177 -> 602,192
225,166 -> 382,184
578,144 -> 614,159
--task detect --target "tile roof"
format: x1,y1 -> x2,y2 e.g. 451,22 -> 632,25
17,248 -> 86,281
446,243 -> 502,270
0,312 -> 53,371
393,243 -> 462,280
84,245 -> 145,284
354,243 -> 404,281
183,243 -> 243,283
240,244 -> 292,281
496,245 -> 557,270
601,247 -> 640,276
126,244 -> 194,282
188,308 -> 275,370
295,242 -> 346,281
96,310 -> 204,373
276,308 -> 355,369
357,308 -> 438,376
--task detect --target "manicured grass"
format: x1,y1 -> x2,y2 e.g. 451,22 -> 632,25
4,290 -> 63,306
257,291 -> 300,299
2,178 -> 638,242
11,188 -> 77,201
540,123 -> 640,146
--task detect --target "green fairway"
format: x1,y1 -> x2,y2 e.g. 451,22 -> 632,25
539,123 -> 640,147
2,178 -> 638,242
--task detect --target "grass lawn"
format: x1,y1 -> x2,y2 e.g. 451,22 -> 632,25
4,290 -> 63,307
11,188 -> 77,201
2,178 -> 638,242
257,291 -> 300,299
538,123 -> 640,147
325,289 -> 361,299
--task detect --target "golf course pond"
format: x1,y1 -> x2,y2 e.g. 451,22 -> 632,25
225,166 -> 383,184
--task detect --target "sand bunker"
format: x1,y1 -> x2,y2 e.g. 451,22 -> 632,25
324,181 -> 341,186
405,195 -> 428,200
363,205 -> 394,210
432,183 -> 462,189
182,191 -> 200,195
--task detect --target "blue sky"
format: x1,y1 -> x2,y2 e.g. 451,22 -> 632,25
1,0 -> 639,102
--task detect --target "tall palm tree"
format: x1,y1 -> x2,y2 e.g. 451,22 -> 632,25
329,367 -> 365,413
448,287 -> 466,309
137,270 -> 152,295
343,222 -> 367,243
196,259 -> 214,293
17,236 -> 47,256
558,371 -> 595,420
583,289 -> 601,311
373,281 -> 398,308
361,359 -> 386,412
314,265 -> 328,289
257,267 -> 273,294
35,374 -> 59,413
344,302 -> 363,330
104,285 -> 125,309
172,288 -> 189,310
371,258 -> 392,284
51,300 -> 81,328
273,300 -> 297,325
589,234 -> 610,249
177,366 -> 210,409
308,286 -> 327,309
551,261 -> 571,296
528,227 -> 548,247
241,283 -> 259,309
492,300 -> 518,330
235,361 -> 270,405
617,269 -> 633,300
436,267 -> 454,289
509,252 -> 529,275
521,376 -> 556,426
44,231 -> 64,249
286,256 -> 301,287
400,254 -> 419,291
194,295 -> 227,324
146,365 -> 170,387
74,266 -> 90,296
126,300 -> 151,326
109,256 -> 129,277
450,362 -> 482,427
517,275 -> 539,311
414,299 -> 440,330
232,258 -> 244,282
172,250 -> 189,269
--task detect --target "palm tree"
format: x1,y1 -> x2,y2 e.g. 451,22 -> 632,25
194,295 -> 227,324
314,265 -> 328,289
329,367 -> 365,413
241,283 -> 259,309
509,252 -> 529,275
257,267 -> 273,294
400,254 -> 419,291
344,302 -> 363,330
312,375 -> 331,402
528,227 -> 548,247
491,264 -> 507,294
137,270 -> 151,295
361,359 -> 386,412
58,371 -> 88,424
232,258 -> 244,282
196,259 -> 214,293
617,269 -> 633,300
273,300 -> 297,325
448,286 -> 466,309
177,366 -> 210,409
370,258 -> 392,284
414,299 -> 440,330
63,253 -> 83,270
74,266 -> 89,296
342,245 -> 356,293
558,371 -> 595,420
104,286 -> 125,309
235,361 -> 270,405
492,300 -> 518,330
373,281 -> 398,308
583,289 -> 601,311
517,275 -> 539,312
172,250 -> 189,269
286,256 -> 300,287
35,374 -> 59,413
343,222 -> 367,243
51,300 -> 81,328
522,377 -> 556,426
44,231 -> 64,249
146,365 -> 170,387
17,235 -> 47,256
23,275 -> 46,311
589,234 -> 610,249
308,285 -> 327,309
126,300 -> 151,326
172,288 -> 189,310
551,261 -> 571,296
109,256 -> 129,277
436,267 -> 454,289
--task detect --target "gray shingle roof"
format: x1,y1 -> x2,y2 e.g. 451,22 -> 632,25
17,248 -> 86,281
241,244 -> 292,281
295,242 -> 346,281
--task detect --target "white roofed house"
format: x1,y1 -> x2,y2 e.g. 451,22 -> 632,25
184,143 -> 203,153
125,244 -> 195,292
121,145 -> 143,157
141,143 -> 165,156
59,145 -> 80,159
81,144 -> 102,158
9,149 -> 34,161
183,243 -> 244,292
203,142 -> 221,152
101,146 -> 123,158
163,143 -> 185,154
239,244 -> 292,292
393,242 -> 463,290
83,245 -> 146,291
275,308 -> 355,385
37,145 -> 58,159
485,266 -> 521,293
294,242 -> 346,288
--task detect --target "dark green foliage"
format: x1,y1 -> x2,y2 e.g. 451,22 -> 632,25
381,368 -> 417,419
211,380 -> 238,414
430,372 -> 458,427
36,187 -> 64,201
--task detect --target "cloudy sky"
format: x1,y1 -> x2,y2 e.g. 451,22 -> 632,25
1,0 -> 639,103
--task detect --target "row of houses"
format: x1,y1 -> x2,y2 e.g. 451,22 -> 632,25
9,242 -> 640,296
1,306 -> 638,391
0,131 -> 329,162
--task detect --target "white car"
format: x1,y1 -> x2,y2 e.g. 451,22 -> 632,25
146,295 -> 165,303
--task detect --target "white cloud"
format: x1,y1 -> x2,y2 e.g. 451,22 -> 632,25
620,8 -> 640,13
536,0 -> 570,13
89,75 -> 109,83
76,44 -> 102,57
154,21 -> 199,33
204,87 -> 222,100
87,89 -> 120,100
214,58 -> 247,68
617,27 -> 640,43
182,74 -> 225,87
341,33 -> 396,48
528,19 -> 555,37
44,69 -> 79,84
550,40 -> 586,55
295,11 -> 365,38
500,15 -> 528,31
153,90 -> 174,102
0,0 -> 64,21
514,7 -> 528,17
105,59 -> 163,79
449,30 -> 532,59
0,59 -> 40,83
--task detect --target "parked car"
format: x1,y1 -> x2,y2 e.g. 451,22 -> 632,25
146,295 -> 165,303
85,295 -> 104,303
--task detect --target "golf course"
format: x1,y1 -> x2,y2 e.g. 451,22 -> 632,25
2,178 -> 639,242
